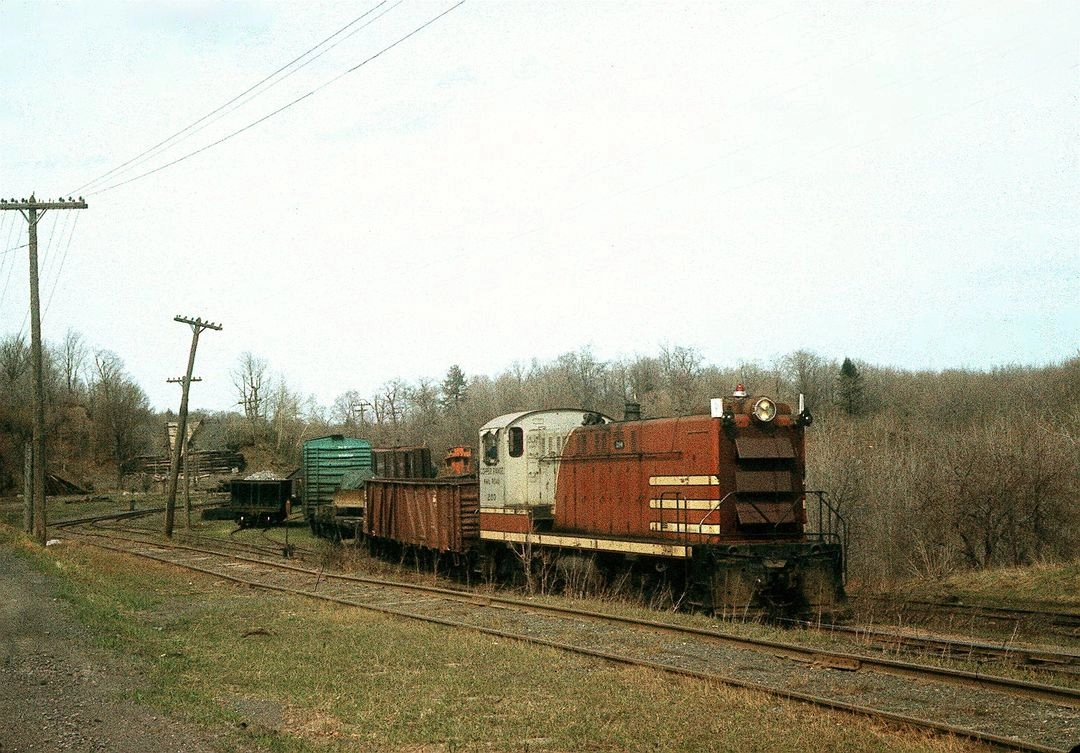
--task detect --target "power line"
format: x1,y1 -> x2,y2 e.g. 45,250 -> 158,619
44,211 -> 81,319
0,196 -> 88,545
38,210 -> 66,293
0,213 -> 18,309
72,0 -> 398,196
15,210 -> 61,339
88,0 -> 466,197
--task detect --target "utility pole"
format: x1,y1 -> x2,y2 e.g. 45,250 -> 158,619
165,316 -> 221,537
167,377 -> 201,529
0,195 -> 87,545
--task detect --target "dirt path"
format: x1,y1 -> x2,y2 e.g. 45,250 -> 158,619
0,546 -> 243,752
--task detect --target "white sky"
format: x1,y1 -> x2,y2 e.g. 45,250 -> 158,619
1,0 -> 1077,414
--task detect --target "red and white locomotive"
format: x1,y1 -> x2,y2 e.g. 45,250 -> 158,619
359,386 -> 845,613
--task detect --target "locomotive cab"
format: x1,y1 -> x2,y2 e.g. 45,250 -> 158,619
478,409 -> 613,533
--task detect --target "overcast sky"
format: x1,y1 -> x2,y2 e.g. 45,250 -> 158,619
2,0 -> 1077,414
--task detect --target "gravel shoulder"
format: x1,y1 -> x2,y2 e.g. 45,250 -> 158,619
0,544 -> 243,753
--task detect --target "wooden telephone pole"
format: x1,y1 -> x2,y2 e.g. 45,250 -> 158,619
0,195 -> 87,545
165,316 -> 221,537
167,376 -> 202,529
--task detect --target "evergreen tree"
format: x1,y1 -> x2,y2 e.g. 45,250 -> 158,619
440,364 -> 468,412
837,357 -> 865,415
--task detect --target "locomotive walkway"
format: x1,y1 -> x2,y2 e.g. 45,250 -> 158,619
57,516 -> 1078,753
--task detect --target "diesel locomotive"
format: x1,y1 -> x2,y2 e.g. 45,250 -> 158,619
305,387 -> 846,613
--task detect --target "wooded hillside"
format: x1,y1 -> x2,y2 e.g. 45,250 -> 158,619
2,331 -> 1076,583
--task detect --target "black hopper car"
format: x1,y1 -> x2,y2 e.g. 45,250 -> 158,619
229,478 -> 295,528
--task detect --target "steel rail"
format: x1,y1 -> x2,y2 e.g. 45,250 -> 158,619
57,525 -> 1075,752
73,513 -> 317,561
61,521 -> 1080,710
797,621 -> 1080,674
855,594 -> 1080,631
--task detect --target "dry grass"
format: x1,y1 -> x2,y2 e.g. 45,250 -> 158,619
869,560 -> 1080,612
0,522 -> 989,753
938,561 -> 1080,609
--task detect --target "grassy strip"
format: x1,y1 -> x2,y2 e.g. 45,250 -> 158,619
931,562 -> 1080,610
1,524 -> 983,753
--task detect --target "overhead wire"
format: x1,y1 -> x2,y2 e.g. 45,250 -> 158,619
0,212 -> 18,310
85,0 -> 466,197
72,0 -> 398,196
44,211 -> 81,321
39,210 -> 68,291
24,1 -> 460,341
9,209 -> 60,338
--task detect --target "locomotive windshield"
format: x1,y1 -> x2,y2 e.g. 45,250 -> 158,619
482,430 -> 499,465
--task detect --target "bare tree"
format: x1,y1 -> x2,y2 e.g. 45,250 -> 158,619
268,378 -> 301,454
373,379 -> 410,443
561,346 -> 607,408
232,352 -> 268,444
659,344 -> 701,415
409,378 -> 442,441
781,349 -> 832,409
56,328 -> 87,398
331,390 -> 370,432
0,334 -> 30,388
89,350 -> 152,488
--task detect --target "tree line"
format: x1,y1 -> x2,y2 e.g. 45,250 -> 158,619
1,329 -> 1077,584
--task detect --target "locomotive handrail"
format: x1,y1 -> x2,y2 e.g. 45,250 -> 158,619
696,490 -> 737,529
804,490 -> 848,582
656,491 -> 681,536
737,495 -> 801,531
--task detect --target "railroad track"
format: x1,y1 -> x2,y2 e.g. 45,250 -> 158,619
55,519 -> 1077,753
85,512 -> 319,562
854,594 -> 1080,641
790,620 -> 1080,680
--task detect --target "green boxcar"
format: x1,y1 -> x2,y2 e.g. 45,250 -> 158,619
301,435 -> 372,536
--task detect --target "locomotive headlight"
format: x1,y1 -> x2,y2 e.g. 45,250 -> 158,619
752,397 -> 777,423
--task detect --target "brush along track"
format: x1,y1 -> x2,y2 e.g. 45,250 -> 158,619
57,523 -> 1077,753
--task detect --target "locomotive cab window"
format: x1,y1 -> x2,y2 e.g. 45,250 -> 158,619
482,430 -> 499,465
508,427 -> 524,458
